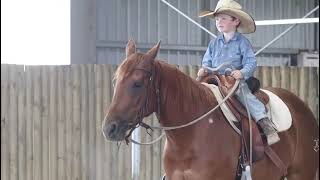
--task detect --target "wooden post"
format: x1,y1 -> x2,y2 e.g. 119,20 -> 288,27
72,65 -> 81,180
132,128 -> 141,180
41,66 -> 50,180
290,67 -> 299,96
80,64 -> 89,180
280,66 -> 290,90
307,67 -> 319,123
152,114 -> 162,180
33,66 -> 42,180
95,65 -> 103,180
1,65 -> 9,180
102,64 -> 111,180
25,66 -> 34,180
261,66 -> 271,88
88,64 -> 96,180
57,66 -> 66,180
271,67 -> 281,88
9,65 -> 18,180
298,67 -> 308,103
48,66 -> 59,180
17,66 -> 26,180
65,66 -> 72,180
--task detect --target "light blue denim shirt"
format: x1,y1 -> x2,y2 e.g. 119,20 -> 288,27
202,32 -> 257,80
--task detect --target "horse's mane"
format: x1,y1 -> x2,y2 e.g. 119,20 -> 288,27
114,54 -> 216,115
155,60 -> 215,114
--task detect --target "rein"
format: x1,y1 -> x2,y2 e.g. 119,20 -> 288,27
148,79 -> 240,131
128,61 -> 241,145
131,78 -> 241,145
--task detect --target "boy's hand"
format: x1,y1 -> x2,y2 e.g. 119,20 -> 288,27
230,70 -> 243,79
196,68 -> 210,81
197,68 -> 207,77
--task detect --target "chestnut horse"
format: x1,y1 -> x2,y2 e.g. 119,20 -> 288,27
102,40 -> 319,180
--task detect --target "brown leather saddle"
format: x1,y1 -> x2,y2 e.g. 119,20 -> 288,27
198,73 -> 288,176
198,73 -> 269,162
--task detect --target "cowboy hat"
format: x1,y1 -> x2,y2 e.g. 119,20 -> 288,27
199,0 -> 256,34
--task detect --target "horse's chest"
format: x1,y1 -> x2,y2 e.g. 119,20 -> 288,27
167,168 -> 233,180
164,155 -> 235,180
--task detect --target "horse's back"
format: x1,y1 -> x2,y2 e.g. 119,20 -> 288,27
261,87 -> 319,179
265,87 -> 318,135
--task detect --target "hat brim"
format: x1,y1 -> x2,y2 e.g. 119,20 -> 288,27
199,8 -> 256,34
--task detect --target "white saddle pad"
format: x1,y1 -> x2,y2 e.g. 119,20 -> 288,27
202,83 -> 292,132
260,89 -> 292,132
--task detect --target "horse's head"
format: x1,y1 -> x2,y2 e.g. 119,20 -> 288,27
102,40 -> 160,142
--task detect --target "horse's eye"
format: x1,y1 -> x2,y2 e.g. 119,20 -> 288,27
133,81 -> 143,88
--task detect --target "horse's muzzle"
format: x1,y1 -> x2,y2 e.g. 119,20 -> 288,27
102,119 -> 129,141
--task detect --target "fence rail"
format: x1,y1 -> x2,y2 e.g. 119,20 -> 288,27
1,64 -> 318,180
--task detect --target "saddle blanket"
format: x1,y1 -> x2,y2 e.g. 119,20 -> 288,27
203,83 -> 292,132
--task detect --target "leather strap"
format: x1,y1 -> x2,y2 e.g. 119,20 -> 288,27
264,146 -> 288,177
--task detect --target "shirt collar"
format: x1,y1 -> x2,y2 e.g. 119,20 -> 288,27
217,31 -> 241,42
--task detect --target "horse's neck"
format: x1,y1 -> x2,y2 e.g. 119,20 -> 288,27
156,62 -> 216,128
154,62 -> 240,158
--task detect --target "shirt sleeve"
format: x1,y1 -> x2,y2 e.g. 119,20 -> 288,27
239,38 -> 257,80
202,40 -> 214,68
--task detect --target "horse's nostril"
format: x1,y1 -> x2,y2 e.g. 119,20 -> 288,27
109,124 -> 116,134
102,120 -> 128,141
106,122 -> 118,137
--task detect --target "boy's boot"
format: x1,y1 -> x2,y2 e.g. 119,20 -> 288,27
257,117 -> 280,145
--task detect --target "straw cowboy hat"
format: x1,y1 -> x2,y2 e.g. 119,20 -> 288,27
199,0 -> 256,34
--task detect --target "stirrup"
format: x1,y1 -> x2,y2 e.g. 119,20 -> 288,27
258,118 -> 280,145
266,133 -> 280,145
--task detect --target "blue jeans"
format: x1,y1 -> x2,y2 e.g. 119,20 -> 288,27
234,80 -> 267,122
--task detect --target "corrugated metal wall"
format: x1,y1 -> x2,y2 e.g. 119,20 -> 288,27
1,64 -> 319,180
96,0 -> 319,65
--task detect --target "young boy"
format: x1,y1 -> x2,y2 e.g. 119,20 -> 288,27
198,0 -> 280,145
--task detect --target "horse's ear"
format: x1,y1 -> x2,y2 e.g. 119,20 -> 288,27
145,41 -> 161,61
126,39 -> 136,58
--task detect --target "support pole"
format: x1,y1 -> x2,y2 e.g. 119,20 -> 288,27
255,6 -> 319,56
255,18 -> 319,26
160,0 -> 217,38
132,128 -> 141,180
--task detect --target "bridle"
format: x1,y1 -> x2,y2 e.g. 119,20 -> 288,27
122,65 -> 162,144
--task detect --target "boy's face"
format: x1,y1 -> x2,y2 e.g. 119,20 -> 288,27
214,13 -> 240,33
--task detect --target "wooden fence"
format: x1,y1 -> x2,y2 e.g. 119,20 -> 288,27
1,64 -> 318,180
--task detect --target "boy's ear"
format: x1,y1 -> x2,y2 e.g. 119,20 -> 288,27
235,18 -> 240,26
